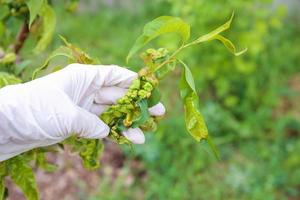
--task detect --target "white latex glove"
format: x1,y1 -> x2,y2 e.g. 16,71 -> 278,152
0,64 -> 165,161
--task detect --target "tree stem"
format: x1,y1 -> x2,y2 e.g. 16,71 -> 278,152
14,22 -> 29,54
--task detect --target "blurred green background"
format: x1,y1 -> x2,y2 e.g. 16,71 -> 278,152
5,0 -> 300,199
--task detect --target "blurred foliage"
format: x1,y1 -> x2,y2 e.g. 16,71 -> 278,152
1,0 -> 300,199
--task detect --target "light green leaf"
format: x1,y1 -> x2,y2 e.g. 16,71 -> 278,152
33,3 -> 56,53
213,35 -> 247,56
127,16 -> 190,62
26,0 -> 44,27
194,12 -> 234,44
8,156 -> 39,200
32,46 -> 74,79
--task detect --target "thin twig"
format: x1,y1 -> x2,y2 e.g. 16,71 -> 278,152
14,22 -> 30,54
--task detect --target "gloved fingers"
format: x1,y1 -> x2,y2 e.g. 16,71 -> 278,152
148,102 -> 166,116
97,65 -> 138,88
89,104 -> 108,115
121,128 -> 145,144
65,64 -> 138,89
94,86 -> 127,104
70,106 -> 110,139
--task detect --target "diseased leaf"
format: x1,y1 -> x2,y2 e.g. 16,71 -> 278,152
64,137 -> 103,170
0,163 -> 7,200
179,60 -> 208,141
33,3 -> 56,53
8,156 -> 39,200
183,93 -> 208,141
59,35 -> 100,64
179,60 -> 219,158
0,72 -> 22,88
35,152 -> 57,172
26,0 -> 44,27
127,16 -> 190,62
32,46 -> 74,79
213,35 -> 247,56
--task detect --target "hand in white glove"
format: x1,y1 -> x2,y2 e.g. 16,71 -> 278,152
0,64 -> 165,161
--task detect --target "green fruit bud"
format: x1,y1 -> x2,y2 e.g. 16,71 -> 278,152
138,90 -> 149,99
142,82 -> 153,92
129,79 -> 141,90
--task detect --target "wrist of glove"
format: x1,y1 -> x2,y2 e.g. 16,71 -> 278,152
0,64 -> 165,161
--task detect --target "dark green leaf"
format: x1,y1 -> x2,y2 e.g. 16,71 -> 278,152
131,99 -> 150,128
26,0 -> 44,27
127,16 -> 190,62
148,88 -> 161,107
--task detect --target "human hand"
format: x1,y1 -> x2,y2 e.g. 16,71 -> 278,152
0,64 -> 165,161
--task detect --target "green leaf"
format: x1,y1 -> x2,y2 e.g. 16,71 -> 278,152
189,12 -> 247,56
8,156 -> 39,200
213,34 -> 247,56
33,3 -> 56,53
26,0 -> 44,27
194,12 -> 234,44
127,16 -> 190,62
32,46 -> 74,79
131,99 -> 150,128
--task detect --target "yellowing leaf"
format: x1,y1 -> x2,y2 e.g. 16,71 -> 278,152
184,93 -> 208,141
127,16 -> 190,62
32,46 -> 74,79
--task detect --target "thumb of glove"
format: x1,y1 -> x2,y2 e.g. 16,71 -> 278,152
68,106 -> 110,139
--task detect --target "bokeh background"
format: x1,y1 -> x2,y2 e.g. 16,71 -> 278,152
5,0 -> 300,199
